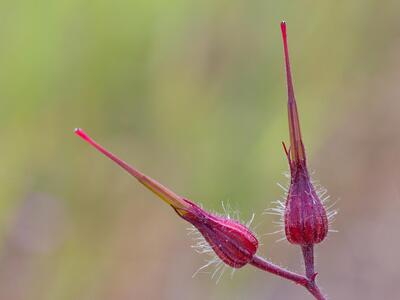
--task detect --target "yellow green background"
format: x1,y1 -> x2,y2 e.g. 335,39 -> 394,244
0,1 -> 399,299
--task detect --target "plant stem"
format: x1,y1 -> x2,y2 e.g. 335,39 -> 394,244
250,255 -> 327,300
300,244 -> 326,299
302,244 -> 315,279
250,255 -> 307,285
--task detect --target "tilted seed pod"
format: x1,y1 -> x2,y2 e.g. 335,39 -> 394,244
75,128 -> 258,268
180,199 -> 258,268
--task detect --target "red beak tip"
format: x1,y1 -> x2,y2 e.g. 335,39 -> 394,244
74,128 -> 88,140
280,21 -> 287,34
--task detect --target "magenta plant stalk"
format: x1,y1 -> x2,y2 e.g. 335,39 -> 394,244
250,256 -> 326,300
75,21 -> 332,299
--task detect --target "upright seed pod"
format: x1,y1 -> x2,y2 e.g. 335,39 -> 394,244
280,22 -> 328,246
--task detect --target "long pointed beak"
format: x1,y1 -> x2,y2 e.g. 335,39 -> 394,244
75,128 -> 190,213
281,21 -> 306,165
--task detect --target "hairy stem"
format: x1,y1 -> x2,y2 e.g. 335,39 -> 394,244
250,255 -> 326,300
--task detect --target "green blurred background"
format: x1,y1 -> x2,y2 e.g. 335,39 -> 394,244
1,1 -> 400,299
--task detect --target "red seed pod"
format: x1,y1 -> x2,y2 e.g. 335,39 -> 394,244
180,199 -> 258,268
284,165 -> 328,245
75,128 -> 258,267
280,22 -> 328,245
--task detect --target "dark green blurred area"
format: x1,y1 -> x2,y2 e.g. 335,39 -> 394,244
1,1 -> 400,299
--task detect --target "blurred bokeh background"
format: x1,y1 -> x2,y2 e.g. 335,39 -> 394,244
1,1 -> 400,299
